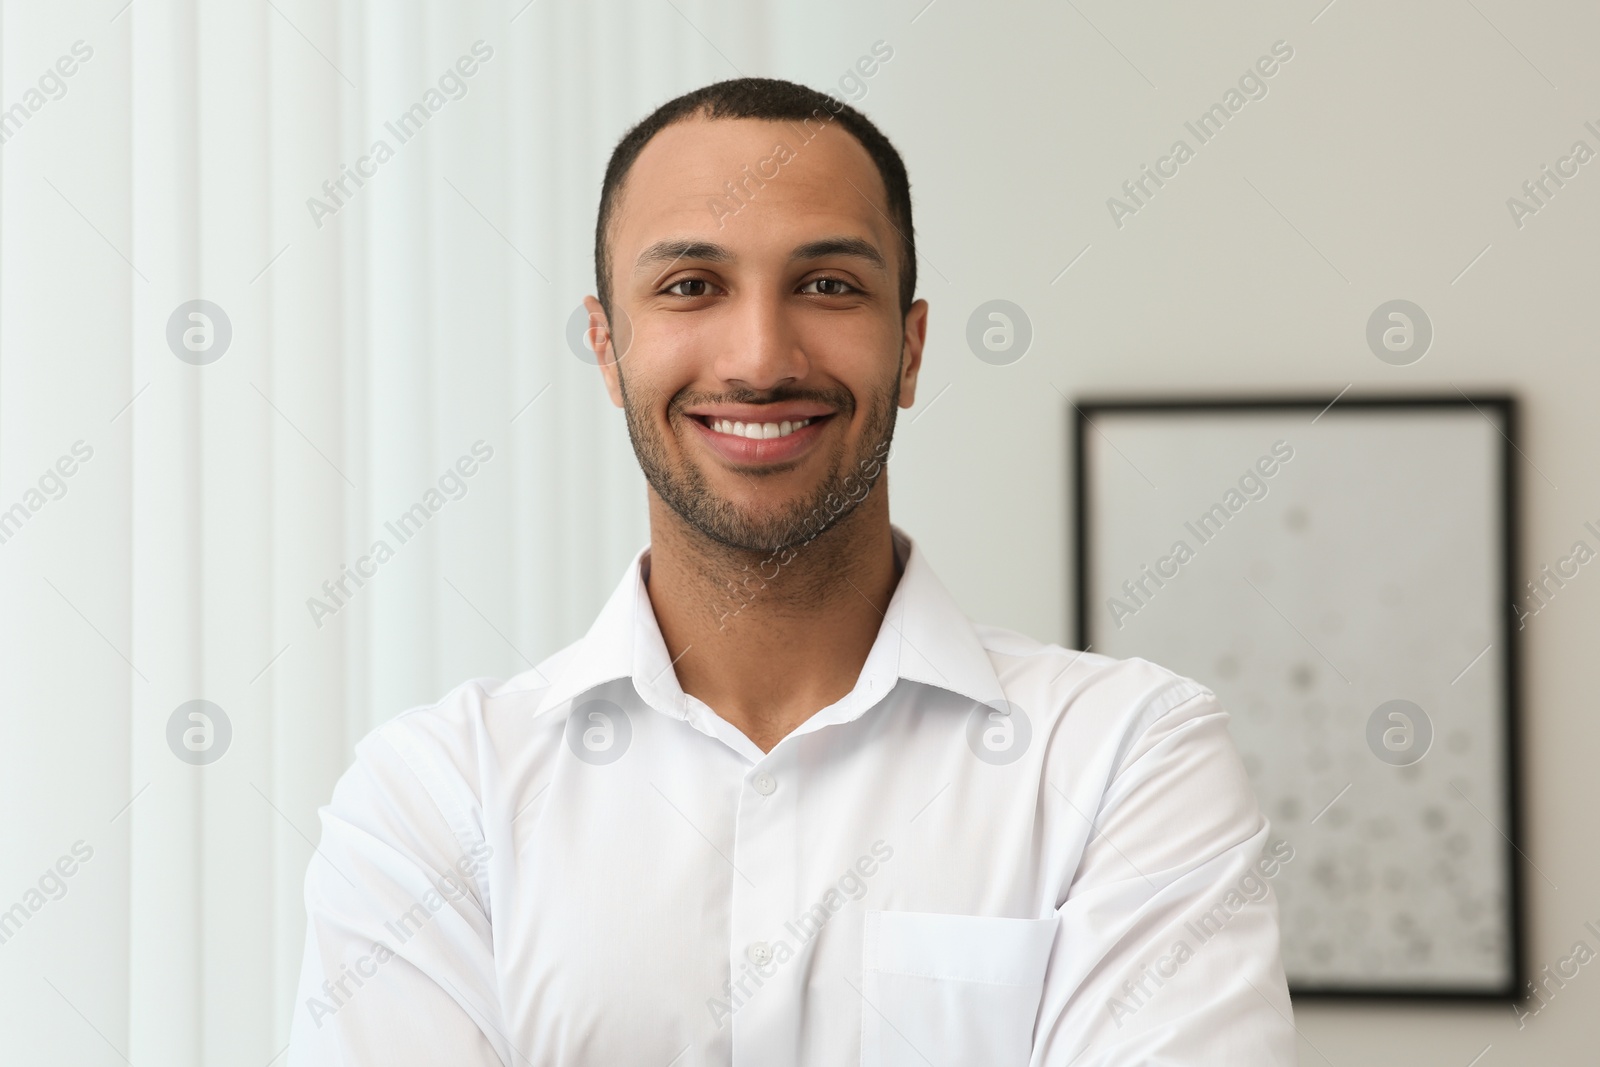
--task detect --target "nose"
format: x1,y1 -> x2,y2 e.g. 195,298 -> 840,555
712,287 -> 809,393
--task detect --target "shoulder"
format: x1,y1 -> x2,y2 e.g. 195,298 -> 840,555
972,626 -> 1264,853
973,622 -> 1225,772
328,643 -> 581,843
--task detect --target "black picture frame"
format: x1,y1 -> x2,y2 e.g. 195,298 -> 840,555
1071,393 -> 1524,1002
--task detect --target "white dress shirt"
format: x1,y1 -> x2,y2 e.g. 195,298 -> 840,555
288,524 -> 1298,1066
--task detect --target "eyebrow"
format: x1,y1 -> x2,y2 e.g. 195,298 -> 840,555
632,235 -> 888,276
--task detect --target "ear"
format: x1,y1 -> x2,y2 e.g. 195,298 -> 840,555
583,295 -> 625,408
897,298 -> 928,409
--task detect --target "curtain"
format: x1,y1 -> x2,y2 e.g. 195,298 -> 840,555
0,0 -> 784,1059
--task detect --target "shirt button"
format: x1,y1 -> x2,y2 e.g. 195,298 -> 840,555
748,941 -> 773,966
752,771 -> 776,796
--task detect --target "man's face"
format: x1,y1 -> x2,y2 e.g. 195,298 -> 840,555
588,116 -> 927,556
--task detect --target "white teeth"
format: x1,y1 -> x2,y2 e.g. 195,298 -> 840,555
708,417 -> 812,439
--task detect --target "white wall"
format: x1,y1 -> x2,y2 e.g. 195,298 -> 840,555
1,0 -> 1594,1062
855,1 -> 1598,1063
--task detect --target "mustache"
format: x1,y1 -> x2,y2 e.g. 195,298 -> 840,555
672,388 -> 854,418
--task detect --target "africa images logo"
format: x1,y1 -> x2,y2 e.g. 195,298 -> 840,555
565,698 -> 632,765
966,699 -> 1033,765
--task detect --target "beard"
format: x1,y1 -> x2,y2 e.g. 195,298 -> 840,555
618,351 -> 902,557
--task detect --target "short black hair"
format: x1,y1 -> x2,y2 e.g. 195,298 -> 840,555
594,76 -> 916,321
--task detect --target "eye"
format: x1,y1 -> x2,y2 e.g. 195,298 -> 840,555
800,276 -> 857,296
663,278 -> 716,298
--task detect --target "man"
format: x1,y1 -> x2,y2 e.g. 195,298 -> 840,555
289,77 -> 1297,1065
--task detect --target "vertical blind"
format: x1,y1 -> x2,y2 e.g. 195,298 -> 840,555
0,0 -> 784,1060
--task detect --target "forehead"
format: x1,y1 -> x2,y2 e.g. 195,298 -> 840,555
611,115 -> 896,270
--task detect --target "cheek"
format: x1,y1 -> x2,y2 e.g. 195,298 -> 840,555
626,319 -> 731,406
795,318 -> 900,391
618,330 -> 691,410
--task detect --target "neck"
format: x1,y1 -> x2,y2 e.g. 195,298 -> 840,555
643,482 -> 901,753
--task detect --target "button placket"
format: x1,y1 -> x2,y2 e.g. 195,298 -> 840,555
726,753 -> 800,1067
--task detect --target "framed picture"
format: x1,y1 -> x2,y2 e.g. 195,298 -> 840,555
1073,394 -> 1524,999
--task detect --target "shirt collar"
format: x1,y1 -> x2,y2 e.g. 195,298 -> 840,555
532,524 -> 1007,727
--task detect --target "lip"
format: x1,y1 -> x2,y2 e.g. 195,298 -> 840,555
685,411 -> 834,467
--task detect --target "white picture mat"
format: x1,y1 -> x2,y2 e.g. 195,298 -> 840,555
1082,406 -> 1513,991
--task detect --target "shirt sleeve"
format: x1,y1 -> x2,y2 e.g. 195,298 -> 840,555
287,717 -> 511,1067
1029,681 -> 1300,1066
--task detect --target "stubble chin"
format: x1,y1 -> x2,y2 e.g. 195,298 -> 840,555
624,395 -> 896,559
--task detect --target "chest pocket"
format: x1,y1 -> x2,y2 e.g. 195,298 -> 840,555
860,910 -> 1058,1067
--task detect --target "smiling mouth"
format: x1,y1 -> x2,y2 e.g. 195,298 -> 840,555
689,413 -> 835,439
